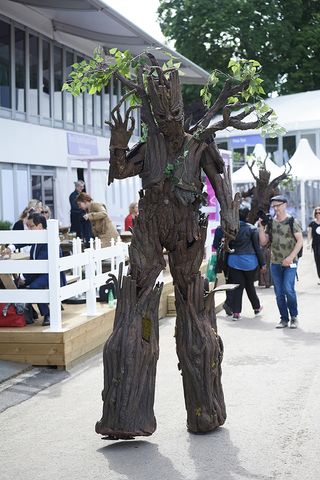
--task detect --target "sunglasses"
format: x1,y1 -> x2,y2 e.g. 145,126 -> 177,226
41,210 -> 49,214
315,211 -> 320,214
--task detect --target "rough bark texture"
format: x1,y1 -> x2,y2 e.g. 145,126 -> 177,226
95,274 -> 162,439
175,275 -> 226,433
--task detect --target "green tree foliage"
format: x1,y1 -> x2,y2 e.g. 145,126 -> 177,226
158,0 -> 320,95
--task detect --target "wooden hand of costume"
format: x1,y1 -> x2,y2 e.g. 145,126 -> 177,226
106,96 -> 140,150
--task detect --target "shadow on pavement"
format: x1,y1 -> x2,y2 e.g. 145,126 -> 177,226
98,440 -> 185,480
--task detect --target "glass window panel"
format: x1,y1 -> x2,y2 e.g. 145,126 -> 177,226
54,46 -> 63,120
111,79 -> 118,109
42,40 -> 51,118
65,51 -> 74,123
0,20 -> 11,109
94,92 -> 102,127
103,84 -> 110,123
76,55 -> 84,125
283,135 -> 296,161
217,142 -> 228,150
29,34 -> 39,115
31,175 -> 42,201
15,28 -> 25,112
86,93 -> 93,126
265,137 -> 279,163
16,169 -> 29,213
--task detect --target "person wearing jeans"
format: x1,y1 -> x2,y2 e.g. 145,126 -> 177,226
270,264 -> 298,322
258,195 -> 303,329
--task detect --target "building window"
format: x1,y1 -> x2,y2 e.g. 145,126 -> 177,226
283,135 -> 296,162
217,142 -> 228,150
94,91 -> 102,128
76,55 -> 84,126
15,28 -> 25,113
31,173 -> 55,217
29,34 -> 39,116
42,40 -> 51,118
65,51 -> 74,123
265,137 -> 279,163
54,46 -> 63,121
86,93 -> 94,126
103,84 -> 110,124
0,20 -> 11,109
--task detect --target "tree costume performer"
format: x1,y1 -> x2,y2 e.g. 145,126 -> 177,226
65,51 -> 274,439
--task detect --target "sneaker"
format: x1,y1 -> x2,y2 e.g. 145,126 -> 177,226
275,320 -> 288,329
254,306 -> 263,315
232,313 -> 240,320
223,302 -> 233,316
290,317 -> 298,329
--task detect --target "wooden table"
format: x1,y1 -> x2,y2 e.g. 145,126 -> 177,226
0,252 -> 29,289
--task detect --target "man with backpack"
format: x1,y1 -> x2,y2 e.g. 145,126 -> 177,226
258,195 -> 303,329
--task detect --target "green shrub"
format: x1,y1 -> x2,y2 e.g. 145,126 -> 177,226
0,220 -> 12,230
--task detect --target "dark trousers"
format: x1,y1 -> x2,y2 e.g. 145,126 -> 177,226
228,267 -> 260,314
313,246 -> 320,279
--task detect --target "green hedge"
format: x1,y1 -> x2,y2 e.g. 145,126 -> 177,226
0,220 -> 12,230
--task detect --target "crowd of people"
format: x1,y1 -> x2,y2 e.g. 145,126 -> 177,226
214,195 -> 309,330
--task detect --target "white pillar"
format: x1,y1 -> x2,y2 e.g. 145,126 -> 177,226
301,180 -> 306,231
85,247 -> 97,316
47,219 -> 62,331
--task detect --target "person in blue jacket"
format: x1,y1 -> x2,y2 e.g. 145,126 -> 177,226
227,206 -> 266,320
20,212 -> 66,326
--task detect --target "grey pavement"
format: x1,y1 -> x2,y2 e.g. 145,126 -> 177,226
1,247 -> 320,479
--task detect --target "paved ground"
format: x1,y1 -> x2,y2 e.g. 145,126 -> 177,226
1,247 -> 320,479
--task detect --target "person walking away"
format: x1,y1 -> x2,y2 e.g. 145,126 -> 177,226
76,193 -> 118,247
258,195 -> 303,329
307,206 -> 320,284
227,207 -> 266,320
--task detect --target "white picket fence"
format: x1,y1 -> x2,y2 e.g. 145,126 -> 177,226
0,220 -> 128,331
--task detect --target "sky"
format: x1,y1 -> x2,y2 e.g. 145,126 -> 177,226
104,0 -> 165,43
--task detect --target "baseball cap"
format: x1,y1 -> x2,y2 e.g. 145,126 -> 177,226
270,195 -> 288,204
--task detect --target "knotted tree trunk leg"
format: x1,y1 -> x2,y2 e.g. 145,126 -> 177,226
168,216 -> 226,433
175,274 -> 226,433
95,274 -> 163,439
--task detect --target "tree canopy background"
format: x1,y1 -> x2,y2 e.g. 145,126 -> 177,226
158,0 -> 320,102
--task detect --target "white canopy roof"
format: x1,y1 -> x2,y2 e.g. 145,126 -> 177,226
232,144 -> 282,183
288,139 -> 320,181
8,0 -> 209,84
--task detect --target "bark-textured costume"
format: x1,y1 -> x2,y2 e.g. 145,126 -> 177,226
94,57 -> 272,439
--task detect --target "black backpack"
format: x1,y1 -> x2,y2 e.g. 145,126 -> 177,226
288,217 -> 303,258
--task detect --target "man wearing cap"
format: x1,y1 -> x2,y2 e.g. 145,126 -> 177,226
258,195 -> 303,329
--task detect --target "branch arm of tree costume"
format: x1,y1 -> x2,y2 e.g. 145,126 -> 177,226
268,162 -> 292,190
202,151 -> 240,251
191,78 -> 251,134
106,92 -> 145,185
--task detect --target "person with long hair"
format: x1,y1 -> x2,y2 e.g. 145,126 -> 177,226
124,202 -> 138,231
76,193 -> 118,247
307,206 -> 320,284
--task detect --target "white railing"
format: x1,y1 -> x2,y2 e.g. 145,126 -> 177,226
0,220 -> 128,332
